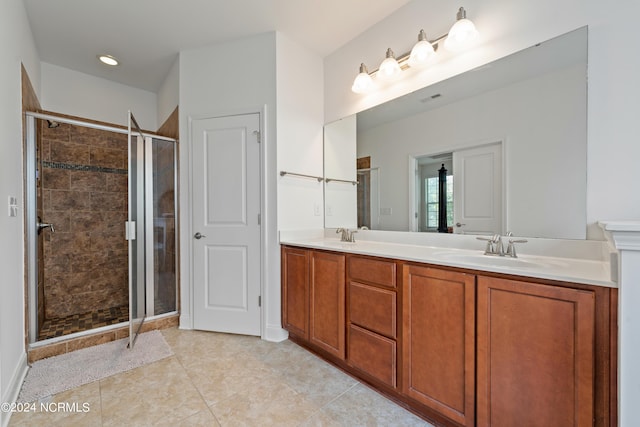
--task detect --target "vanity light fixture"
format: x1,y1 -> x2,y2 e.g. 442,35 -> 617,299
98,54 -> 119,66
351,6 -> 478,94
444,7 -> 479,52
351,63 -> 375,94
378,48 -> 402,81
408,29 -> 436,68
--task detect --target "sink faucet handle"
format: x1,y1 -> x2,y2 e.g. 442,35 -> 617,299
506,239 -> 528,258
476,236 -> 495,254
336,227 -> 352,242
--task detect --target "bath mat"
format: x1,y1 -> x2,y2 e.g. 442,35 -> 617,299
17,330 -> 173,403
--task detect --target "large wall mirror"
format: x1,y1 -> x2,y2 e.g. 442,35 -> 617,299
324,26 -> 587,239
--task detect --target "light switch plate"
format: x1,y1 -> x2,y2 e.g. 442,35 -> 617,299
8,196 -> 18,217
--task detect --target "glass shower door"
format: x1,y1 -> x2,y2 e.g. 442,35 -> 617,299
128,112 -> 146,348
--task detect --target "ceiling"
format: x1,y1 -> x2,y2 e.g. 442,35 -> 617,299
23,0 -> 410,92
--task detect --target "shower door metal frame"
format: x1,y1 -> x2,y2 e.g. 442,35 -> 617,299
24,111 -> 179,345
128,111 -> 147,348
144,136 -> 180,319
25,114 -> 38,343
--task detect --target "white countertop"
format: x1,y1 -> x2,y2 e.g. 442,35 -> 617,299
599,220 -> 640,232
280,231 -> 616,288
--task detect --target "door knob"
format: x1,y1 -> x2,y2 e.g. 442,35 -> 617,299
194,232 -> 206,239
456,222 -> 466,228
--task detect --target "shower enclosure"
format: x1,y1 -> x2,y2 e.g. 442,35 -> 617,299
25,112 -> 178,345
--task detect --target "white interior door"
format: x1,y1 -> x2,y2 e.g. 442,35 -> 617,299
191,113 -> 261,335
453,143 -> 502,235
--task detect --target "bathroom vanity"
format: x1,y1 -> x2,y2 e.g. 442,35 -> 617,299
280,231 -> 617,427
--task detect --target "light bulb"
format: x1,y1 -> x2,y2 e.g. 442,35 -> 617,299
444,7 -> 479,52
351,63 -> 374,94
378,48 -> 401,81
408,30 -> 435,68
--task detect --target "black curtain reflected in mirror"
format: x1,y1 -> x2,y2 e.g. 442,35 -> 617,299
438,164 -> 448,233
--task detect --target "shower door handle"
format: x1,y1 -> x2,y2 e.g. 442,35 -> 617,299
194,232 -> 206,239
37,222 -> 55,233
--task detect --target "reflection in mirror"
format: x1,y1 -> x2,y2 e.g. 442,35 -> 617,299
324,115 -> 357,229
357,166 -> 379,229
415,155 -> 453,232
329,26 -> 588,239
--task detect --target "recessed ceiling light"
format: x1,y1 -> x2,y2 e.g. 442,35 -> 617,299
98,54 -> 119,66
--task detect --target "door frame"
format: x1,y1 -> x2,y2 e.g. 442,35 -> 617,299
185,106 -> 267,337
408,136 -> 508,234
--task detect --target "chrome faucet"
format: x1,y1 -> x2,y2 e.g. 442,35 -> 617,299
336,228 -> 357,242
477,232 -> 527,258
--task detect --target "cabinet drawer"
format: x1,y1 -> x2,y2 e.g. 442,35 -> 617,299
349,282 -> 396,338
348,256 -> 396,288
348,324 -> 397,388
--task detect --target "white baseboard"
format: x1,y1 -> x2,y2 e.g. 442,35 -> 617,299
1,351 -> 28,427
263,324 -> 289,342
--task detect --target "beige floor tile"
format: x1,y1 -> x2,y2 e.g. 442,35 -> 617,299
99,356 -> 208,426
8,381 -> 102,427
210,378 -> 321,427
274,352 -> 358,406
156,408 -> 221,427
299,410 -> 345,427
183,354 -> 278,406
163,329 -> 257,369
250,339 -> 317,370
11,328 -> 434,426
316,383 -> 433,427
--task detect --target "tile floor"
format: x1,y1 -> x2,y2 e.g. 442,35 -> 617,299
10,328 -> 433,427
38,305 -> 130,341
37,298 -> 176,341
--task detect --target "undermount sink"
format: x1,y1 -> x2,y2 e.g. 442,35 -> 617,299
436,252 -> 554,269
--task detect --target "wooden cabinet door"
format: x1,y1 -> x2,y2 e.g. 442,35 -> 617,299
310,251 -> 346,359
402,265 -> 476,426
477,276 -> 595,427
281,247 -> 309,339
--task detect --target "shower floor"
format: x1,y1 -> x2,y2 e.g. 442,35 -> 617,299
38,305 -> 129,341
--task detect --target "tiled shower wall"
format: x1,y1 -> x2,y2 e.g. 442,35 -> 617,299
40,122 -> 128,319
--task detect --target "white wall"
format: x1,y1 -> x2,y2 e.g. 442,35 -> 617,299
358,64 -> 586,238
178,32 -> 285,340
276,32 -> 325,231
40,62 -> 157,129
157,57 -> 179,127
324,0 -> 640,240
0,1 -> 39,425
